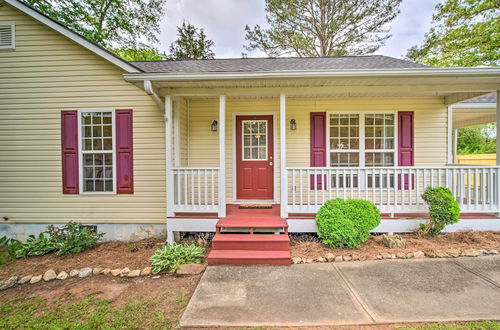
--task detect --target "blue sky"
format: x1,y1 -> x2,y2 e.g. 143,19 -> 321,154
159,0 -> 441,59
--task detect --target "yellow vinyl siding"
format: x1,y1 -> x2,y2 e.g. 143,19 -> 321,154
187,97 -> 447,202
0,4 -> 166,223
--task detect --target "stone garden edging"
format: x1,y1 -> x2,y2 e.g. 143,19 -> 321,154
291,248 -> 499,264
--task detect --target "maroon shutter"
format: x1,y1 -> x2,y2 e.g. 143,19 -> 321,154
310,112 -> 326,189
61,110 -> 79,194
116,109 -> 134,194
398,111 -> 414,189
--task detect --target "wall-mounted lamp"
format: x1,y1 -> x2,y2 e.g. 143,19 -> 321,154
211,120 -> 218,132
290,118 -> 297,130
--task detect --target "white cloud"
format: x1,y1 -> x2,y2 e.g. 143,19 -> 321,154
158,0 -> 441,59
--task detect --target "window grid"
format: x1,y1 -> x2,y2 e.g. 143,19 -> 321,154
242,120 -> 267,161
364,114 -> 395,167
329,114 -> 360,167
80,111 -> 114,193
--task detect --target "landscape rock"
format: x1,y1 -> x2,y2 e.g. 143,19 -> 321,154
391,254 -> 396,259
30,275 -> 42,284
381,253 -> 392,259
43,269 -> 57,282
382,234 -> 406,249
17,275 -> 32,284
127,269 -> 141,277
445,249 -> 461,258
102,268 -> 111,275
92,268 -> 102,275
343,255 -> 352,262
141,267 -> 152,276
69,270 -> 79,277
120,268 -> 130,277
325,253 -> 335,262
291,257 -> 302,264
78,267 -> 93,278
487,249 -> 499,255
462,249 -> 480,257
152,275 -> 161,279
479,249 -> 489,255
351,254 -> 360,261
366,256 -> 377,261
396,253 -> 406,259
424,250 -> 437,258
305,258 -> 313,264
413,251 -> 425,258
57,271 -> 69,280
110,269 -> 121,276
176,263 -> 205,276
0,276 -> 18,290
316,257 -> 326,263
334,256 -> 343,262
434,250 -> 450,258
376,255 -> 383,260
405,252 -> 414,258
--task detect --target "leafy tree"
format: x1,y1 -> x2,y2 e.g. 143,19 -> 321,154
23,0 -> 166,49
167,21 -> 215,60
244,0 -> 402,57
113,47 -> 166,61
457,123 -> 496,154
406,0 -> 499,66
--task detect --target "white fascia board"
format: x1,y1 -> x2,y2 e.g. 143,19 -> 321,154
451,103 -> 496,109
5,0 -> 140,73
124,67 -> 500,82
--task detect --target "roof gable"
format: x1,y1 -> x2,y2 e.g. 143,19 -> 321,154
4,0 -> 140,73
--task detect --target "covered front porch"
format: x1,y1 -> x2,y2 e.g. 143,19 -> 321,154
124,69 -> 500,241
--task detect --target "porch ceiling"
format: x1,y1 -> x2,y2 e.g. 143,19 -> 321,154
453,106 -> 497,129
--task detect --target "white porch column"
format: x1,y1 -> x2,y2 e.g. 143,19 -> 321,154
453,128 -> 458,164
218,95 -> 226,217
165,95 -> 175,217
280,94 -> 288,218
497,91 -> 500,165
447,106 -> 453,164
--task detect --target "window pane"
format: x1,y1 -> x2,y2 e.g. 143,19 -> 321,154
82,113 -> 92,125
92,113 -> 102,125
103,125 -> 112,137
330,152 -> 359,167
103,138 -> 112,150
366,152 -> 394,167
103,112 -> 112,124
93,138 -> 102,150
242,120 -> 267,160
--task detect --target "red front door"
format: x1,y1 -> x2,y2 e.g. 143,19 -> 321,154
236,115 -> 274,200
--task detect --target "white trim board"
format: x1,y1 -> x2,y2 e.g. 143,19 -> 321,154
5,0 -> 140,73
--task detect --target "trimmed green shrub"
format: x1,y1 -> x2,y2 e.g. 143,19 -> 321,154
150,243 -> 205,274
315,198 -> 381,248
418,186 -> 460,237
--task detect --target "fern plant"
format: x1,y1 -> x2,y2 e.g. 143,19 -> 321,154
150,243 -> 205,274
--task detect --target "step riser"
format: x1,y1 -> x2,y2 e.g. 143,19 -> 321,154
208,258 -> 291,266
212,241 -> 289,251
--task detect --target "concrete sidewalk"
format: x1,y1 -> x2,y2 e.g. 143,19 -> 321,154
180,256 -> 500,327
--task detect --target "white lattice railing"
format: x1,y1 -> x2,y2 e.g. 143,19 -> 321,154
286,166 -> 500,214
172,167 -> 220,213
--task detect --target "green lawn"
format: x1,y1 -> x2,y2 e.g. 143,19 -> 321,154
403,321 -> 500,330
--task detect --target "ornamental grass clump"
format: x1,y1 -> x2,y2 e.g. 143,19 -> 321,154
315,198 -> 381,248
150,243 -> 205,274
418,186 -> 460,237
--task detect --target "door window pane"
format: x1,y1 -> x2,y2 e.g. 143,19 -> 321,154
242,120 -> 267,160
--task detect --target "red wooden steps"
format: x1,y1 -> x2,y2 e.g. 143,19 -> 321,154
208,250 -> 291,266
212,234 -> 290,251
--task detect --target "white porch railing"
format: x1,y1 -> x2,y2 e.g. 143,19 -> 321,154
286,166 -> 500,214
172,167 -> 220,213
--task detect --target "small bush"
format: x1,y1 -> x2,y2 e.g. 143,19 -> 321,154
150,243 -> 205,274
418,186 -> 460,237
315,198 -> 381,248
0,236 -> 22,266
3,222 -> 104,260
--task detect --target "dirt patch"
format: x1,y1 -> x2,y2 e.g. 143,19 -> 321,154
291,231 -> 500,259
0,238 -> 164,279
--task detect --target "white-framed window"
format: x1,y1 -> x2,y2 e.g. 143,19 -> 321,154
0,23 -> 15,50
242,120 -> 268,161
77,109 -> 116,194
328,112 -> 397,188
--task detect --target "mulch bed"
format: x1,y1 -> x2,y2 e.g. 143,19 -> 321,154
290,231 -> 500,260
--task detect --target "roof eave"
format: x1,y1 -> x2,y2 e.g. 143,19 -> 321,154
6,0 -> 141,73
123,67 -> 500,82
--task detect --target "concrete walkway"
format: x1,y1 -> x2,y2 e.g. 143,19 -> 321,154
180,256 -> 500,327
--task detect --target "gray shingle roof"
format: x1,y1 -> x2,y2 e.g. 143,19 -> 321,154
463,93 -> 497,104
131,55 -> 429,73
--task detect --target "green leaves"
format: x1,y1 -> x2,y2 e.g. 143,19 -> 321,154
167,21 -> 215,60
112,47 -> 166,61
315,198 -> 381,248
23,0 -> 167,49
149,243 -> 205,274
244,0 -> 403,57
406,0 -> 499,67
419,187 -> 460,237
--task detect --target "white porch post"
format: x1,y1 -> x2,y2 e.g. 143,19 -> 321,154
165,95 -> 175,218
447,106 -> 453,164
218,95 -> 226,217
497,91 -> 500,166
280,94 -> 288,218
453,128 -> 458,164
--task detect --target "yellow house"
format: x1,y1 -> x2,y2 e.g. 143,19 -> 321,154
1,0 -> 500,264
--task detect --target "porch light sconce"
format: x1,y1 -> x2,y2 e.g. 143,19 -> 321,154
290,118 -> 297,130
211,120 -> 218,132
